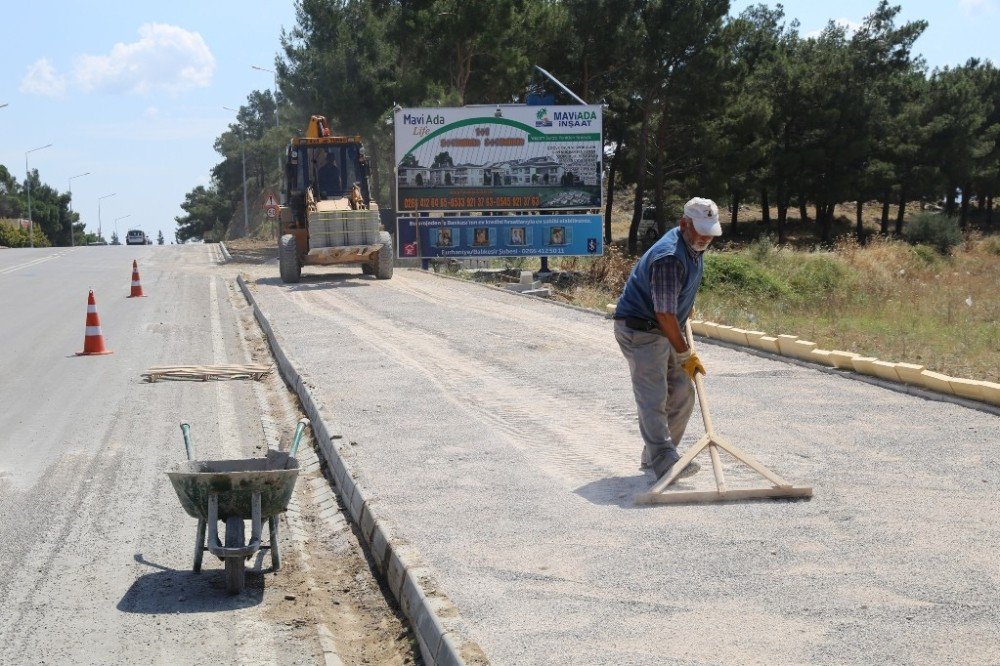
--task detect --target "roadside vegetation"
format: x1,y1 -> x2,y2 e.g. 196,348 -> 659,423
545,200 -> 999,381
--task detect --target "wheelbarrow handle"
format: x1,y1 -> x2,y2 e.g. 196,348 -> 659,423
288,418 -> 310,459
180,422 -> 195,461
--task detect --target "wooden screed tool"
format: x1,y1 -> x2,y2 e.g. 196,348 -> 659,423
635,321 -> 813,505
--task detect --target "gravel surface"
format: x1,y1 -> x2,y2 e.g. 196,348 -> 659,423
242,262 -> 1000,666
0,246 -> 417,665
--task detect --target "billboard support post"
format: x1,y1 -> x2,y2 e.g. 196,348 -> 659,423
533,65 -> 587,105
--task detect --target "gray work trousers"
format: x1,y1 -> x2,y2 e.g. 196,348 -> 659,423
614,320 -> 696,477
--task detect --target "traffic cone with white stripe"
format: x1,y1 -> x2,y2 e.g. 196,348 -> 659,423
128,260 -> 146,298
77,290 -> 113,356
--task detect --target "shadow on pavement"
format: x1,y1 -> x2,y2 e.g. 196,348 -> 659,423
117,553 -> 264,613
574,473 -> 661,508
254,274 -> 372,291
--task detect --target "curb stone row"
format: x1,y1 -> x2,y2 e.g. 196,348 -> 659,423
236,274 -> 486,666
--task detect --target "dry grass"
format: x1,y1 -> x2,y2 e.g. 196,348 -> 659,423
693,235 -> 998,380
542,202 -> 999,381
224,237 -> 278,264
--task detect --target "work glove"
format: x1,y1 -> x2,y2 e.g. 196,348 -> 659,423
676,349 -> 706,380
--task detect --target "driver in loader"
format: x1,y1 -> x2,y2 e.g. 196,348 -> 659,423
314,148 -> 342,199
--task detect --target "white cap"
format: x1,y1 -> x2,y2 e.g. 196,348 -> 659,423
683,197 -> 722,236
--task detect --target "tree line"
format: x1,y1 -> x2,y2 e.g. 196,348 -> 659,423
179,0 -> 1000,252
0,165 -> 96,247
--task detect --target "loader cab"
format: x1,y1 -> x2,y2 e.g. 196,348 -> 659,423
287,142 -> 369,202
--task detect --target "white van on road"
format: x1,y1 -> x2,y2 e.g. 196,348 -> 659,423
126,229 -> 148,245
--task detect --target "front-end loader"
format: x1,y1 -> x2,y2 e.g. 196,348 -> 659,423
277,115 -> 392,283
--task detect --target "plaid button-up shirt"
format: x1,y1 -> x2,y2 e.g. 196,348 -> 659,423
650,257 -> 684,315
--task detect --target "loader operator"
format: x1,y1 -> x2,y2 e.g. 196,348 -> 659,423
613,197 -> 723,481
314,148 -> 342,199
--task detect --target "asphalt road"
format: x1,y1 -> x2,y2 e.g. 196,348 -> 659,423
0,245 -> 324,664
242,262 -> 1000,666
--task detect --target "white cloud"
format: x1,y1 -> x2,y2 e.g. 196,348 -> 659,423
805,18 -> 862,39
143,106 -> 160,119
73,23 -> 215,95
19,58 -> 68,97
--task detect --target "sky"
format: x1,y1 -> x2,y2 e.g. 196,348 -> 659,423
0,1 -> 297,244
729,0 -> 1000,67
2,1 -> 998,245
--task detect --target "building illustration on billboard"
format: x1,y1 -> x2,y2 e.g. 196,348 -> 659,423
394,106 -> 602,212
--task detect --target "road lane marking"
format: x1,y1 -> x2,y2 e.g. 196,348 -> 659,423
209,277 -> 242,459
0,249 -> 74,275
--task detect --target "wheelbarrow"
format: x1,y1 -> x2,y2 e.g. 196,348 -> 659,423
166,418 -> 310,594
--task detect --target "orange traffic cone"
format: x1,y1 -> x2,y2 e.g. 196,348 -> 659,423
77,290 -> 113,356
128,260 -> 146,298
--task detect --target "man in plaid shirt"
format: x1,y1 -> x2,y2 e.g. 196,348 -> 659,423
613,197 -> 722,481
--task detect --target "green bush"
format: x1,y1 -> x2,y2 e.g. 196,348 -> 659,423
748,236 -> 775,263
703,253 -> 789,298
788,254 -> 851,297
0,222 -> 51,248
905,213 -> 962,254
912,244 -> 942,264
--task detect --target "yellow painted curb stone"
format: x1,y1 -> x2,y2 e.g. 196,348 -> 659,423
919,370 -> 954,395
749,335 -> 781,353
827,350 -> 861,370
894,363 -> 926,385
980,382 -> 1000,407
850,356 -> 880,377
808,349 -> 837,367
948,377 -> 986,401
788,340 -> 818,360
871,360 -> 902,383
775,334 -> 800,356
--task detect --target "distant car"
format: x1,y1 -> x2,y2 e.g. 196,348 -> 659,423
126,229 -> 147,245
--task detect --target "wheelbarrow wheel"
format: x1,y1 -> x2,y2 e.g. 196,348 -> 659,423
193,519 -> 206,573
224,516 -> 246,594
269,516 -> 281,571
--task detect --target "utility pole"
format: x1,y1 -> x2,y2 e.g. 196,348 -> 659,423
252,64 -> 284,202
114,214 -> 131,244
98,192 -> 116,242
25,143 -> 53,249
68,172 -> 91,247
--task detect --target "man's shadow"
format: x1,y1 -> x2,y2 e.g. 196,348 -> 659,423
117,553 -> 266,613
574,473 -> 672,509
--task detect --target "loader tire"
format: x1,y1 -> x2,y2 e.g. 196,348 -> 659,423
279,234 -> 301,283
375,231 -> 393,280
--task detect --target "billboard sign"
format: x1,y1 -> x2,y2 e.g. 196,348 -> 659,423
397,214 -> 603,259
394,105 -> 603,213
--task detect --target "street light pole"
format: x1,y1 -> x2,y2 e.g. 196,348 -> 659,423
114,214 -> 131,244
252,65 -> 284,203
251,65 -> 279,130
68,172 -> 91,247
25,143 -> 53,249
98,192 -> 116,243
224,106 -> 250,237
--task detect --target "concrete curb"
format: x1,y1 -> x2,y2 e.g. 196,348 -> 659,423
236,275 -> 485,666
218,242 -> 232,263
697,335 -> 1000,417
425,269 -> 999,416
